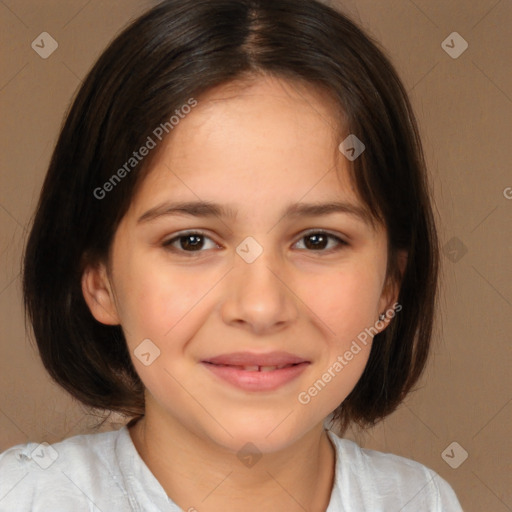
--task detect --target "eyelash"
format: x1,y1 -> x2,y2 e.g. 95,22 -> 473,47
162,230 -> 348,256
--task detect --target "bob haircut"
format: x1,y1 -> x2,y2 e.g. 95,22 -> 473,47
23,0 -> 439,434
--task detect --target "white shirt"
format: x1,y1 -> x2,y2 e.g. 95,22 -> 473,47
0,426 -> 463,511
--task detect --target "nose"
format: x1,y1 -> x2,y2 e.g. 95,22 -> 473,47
220,242 -> 299,335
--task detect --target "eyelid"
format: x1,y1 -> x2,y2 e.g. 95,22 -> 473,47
162,228 -> 349,254
298,228 -> 349,244
163,229 -> 220,248
293,229 -> 348,252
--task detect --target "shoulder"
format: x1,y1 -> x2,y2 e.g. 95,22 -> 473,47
0,428 -> 131,511
326,430 -> 464,511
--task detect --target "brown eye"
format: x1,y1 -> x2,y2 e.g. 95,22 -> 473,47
295,231 -> 347,252
163,232 -> 218,253
304,233 -> 328,250
178,234 -> 205,251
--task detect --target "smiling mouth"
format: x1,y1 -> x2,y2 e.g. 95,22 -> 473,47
203,362 -> 301,372
200,360 -> 310,392
202,350 -> 309,367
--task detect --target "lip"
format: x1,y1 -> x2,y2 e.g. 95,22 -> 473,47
201,351 -> 310,392
203,351 -> 309,367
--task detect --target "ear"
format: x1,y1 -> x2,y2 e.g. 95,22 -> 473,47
81,262 -> 120,325
377,249 -> 408,324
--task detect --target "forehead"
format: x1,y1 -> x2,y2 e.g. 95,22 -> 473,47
174,73 -> 345,162
130,74 -> 367,223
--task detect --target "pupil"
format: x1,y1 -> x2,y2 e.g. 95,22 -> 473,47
306,234 -> 327,250
182,235 -> 203,250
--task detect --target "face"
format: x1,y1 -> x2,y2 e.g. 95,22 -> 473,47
84,75 -> 397,454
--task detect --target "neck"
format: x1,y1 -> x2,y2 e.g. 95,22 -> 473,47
128,410 -> 336,512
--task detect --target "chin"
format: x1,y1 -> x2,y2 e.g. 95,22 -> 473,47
202,413 -> 318,455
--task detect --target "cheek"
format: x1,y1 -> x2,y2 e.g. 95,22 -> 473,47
113,258 -> 212,397
113,251 -> 218,349
307,262 -> 384,342
293,263 -> 384,407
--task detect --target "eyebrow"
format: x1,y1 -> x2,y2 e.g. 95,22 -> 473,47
137,200 -> 374,226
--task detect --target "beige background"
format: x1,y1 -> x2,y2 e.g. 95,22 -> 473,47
1,1 -> 511,510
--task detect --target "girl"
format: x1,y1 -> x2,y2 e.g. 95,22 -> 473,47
0,0 -> 464,510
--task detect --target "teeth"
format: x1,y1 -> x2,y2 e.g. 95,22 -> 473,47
211,363 -> 298,371
241,364 -> 294,371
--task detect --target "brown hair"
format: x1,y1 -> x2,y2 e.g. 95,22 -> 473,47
22,0 -> 439,434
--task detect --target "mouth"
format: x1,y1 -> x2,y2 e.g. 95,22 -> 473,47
202,351 -> 309,367
200,352 -> 310,392
202,362 -> 303,372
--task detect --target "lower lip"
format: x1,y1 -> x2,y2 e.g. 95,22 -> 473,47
201,362 -> 310,391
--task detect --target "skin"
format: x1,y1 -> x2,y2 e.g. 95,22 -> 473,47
82,74 -> 401,512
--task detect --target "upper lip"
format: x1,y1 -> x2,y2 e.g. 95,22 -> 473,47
202,351 -> 309,367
